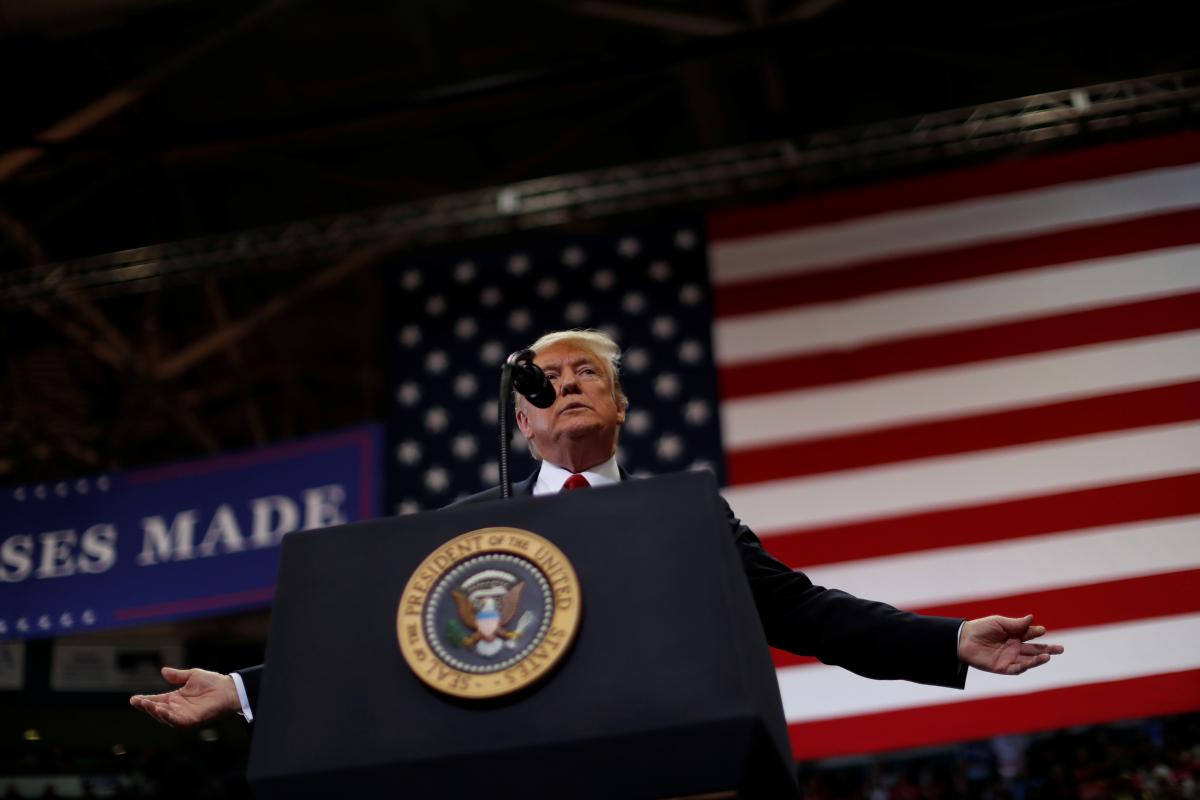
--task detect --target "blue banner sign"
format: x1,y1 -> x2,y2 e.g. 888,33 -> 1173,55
0,425 -> 381,641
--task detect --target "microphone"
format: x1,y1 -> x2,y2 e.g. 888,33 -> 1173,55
506,349 -> 556,408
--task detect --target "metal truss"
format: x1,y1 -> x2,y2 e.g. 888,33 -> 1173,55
4,69 -> 1197,304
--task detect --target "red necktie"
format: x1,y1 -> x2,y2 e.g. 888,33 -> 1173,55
562,474 -> 591,491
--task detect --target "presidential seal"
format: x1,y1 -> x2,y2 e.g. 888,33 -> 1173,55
396,527 -> 582,699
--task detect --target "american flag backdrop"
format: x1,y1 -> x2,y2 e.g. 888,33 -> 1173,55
713,131 -> 1200,759
386,220 -> 727,514
387,130 -> 1200,761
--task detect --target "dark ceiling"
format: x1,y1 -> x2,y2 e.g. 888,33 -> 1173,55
3,0 -> 1197,261
0,0 -> 1197,484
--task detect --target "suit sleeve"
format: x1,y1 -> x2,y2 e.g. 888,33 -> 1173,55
235,664 -> 264,713
722,497 -> 966,689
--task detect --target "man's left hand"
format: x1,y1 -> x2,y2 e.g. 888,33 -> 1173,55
958,614 -> 1064,675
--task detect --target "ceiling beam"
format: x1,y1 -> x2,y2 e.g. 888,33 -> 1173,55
153,246 -> 380,381
4,70 -> 1197,304
203,278 -> 267,444
572,1 -> 743,36
0,0 -> 295,183
779,0 -> 847,22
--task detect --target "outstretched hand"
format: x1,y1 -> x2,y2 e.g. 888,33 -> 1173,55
959,614 -> 1064,675
129,666 -> 241,728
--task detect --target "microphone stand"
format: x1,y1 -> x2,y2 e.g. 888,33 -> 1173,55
498,358 -> 517,499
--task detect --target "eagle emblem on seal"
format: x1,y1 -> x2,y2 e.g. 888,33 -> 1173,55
445,569 -> 537,657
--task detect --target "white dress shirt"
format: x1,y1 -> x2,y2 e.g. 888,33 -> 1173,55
532,455 -> 620,496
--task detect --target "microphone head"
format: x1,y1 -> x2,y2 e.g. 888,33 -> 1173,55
507,350 -> 557,409
523,383 -> 557,409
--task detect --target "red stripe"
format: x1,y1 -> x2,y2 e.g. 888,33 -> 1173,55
709,131 -> 1200,241
771,569 -> 1200,669
728,380 -> 1200,485
919,570 -> 1200,632
787,668 -> 1200,760
759,473 -> 1200,568
719,291 -> 1200,399
114,586 -> 275,621
714,207 -> 1200,318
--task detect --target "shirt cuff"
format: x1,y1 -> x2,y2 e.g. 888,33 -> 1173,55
230,671 -> 254,723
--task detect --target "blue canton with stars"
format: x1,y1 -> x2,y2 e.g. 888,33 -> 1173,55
385,217 -> 726,514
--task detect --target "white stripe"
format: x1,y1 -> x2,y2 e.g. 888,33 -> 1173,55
715,244 -> 1200,365
711,162 -> 1200,284
722,330 -> 1200,450
802,515 -> 1200,606
777,613 -> 1200,724
721,421 -> 1200,536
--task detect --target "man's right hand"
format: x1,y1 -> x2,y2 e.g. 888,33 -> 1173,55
129,666 -> 241,728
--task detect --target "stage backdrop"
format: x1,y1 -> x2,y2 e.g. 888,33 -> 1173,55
386,218 -> 727,512
0,425 -> 381,641
385,131 -> 1200,759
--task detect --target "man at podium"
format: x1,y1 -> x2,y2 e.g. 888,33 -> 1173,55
130,328 -> 1062,728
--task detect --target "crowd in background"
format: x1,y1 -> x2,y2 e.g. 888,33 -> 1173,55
1,713 -> 1196,798
0,724 -> 251,800
799,713 -> 1199,799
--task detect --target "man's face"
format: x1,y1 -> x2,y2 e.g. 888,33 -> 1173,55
514,342 -> 626,471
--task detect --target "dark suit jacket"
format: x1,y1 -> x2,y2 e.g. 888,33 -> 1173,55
236,465 -> 965,711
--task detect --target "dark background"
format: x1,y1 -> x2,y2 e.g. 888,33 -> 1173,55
1,1 -> 1197,795
2,0 -> 1197,487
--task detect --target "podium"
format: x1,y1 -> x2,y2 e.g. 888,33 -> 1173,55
246,472 -> 799,798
